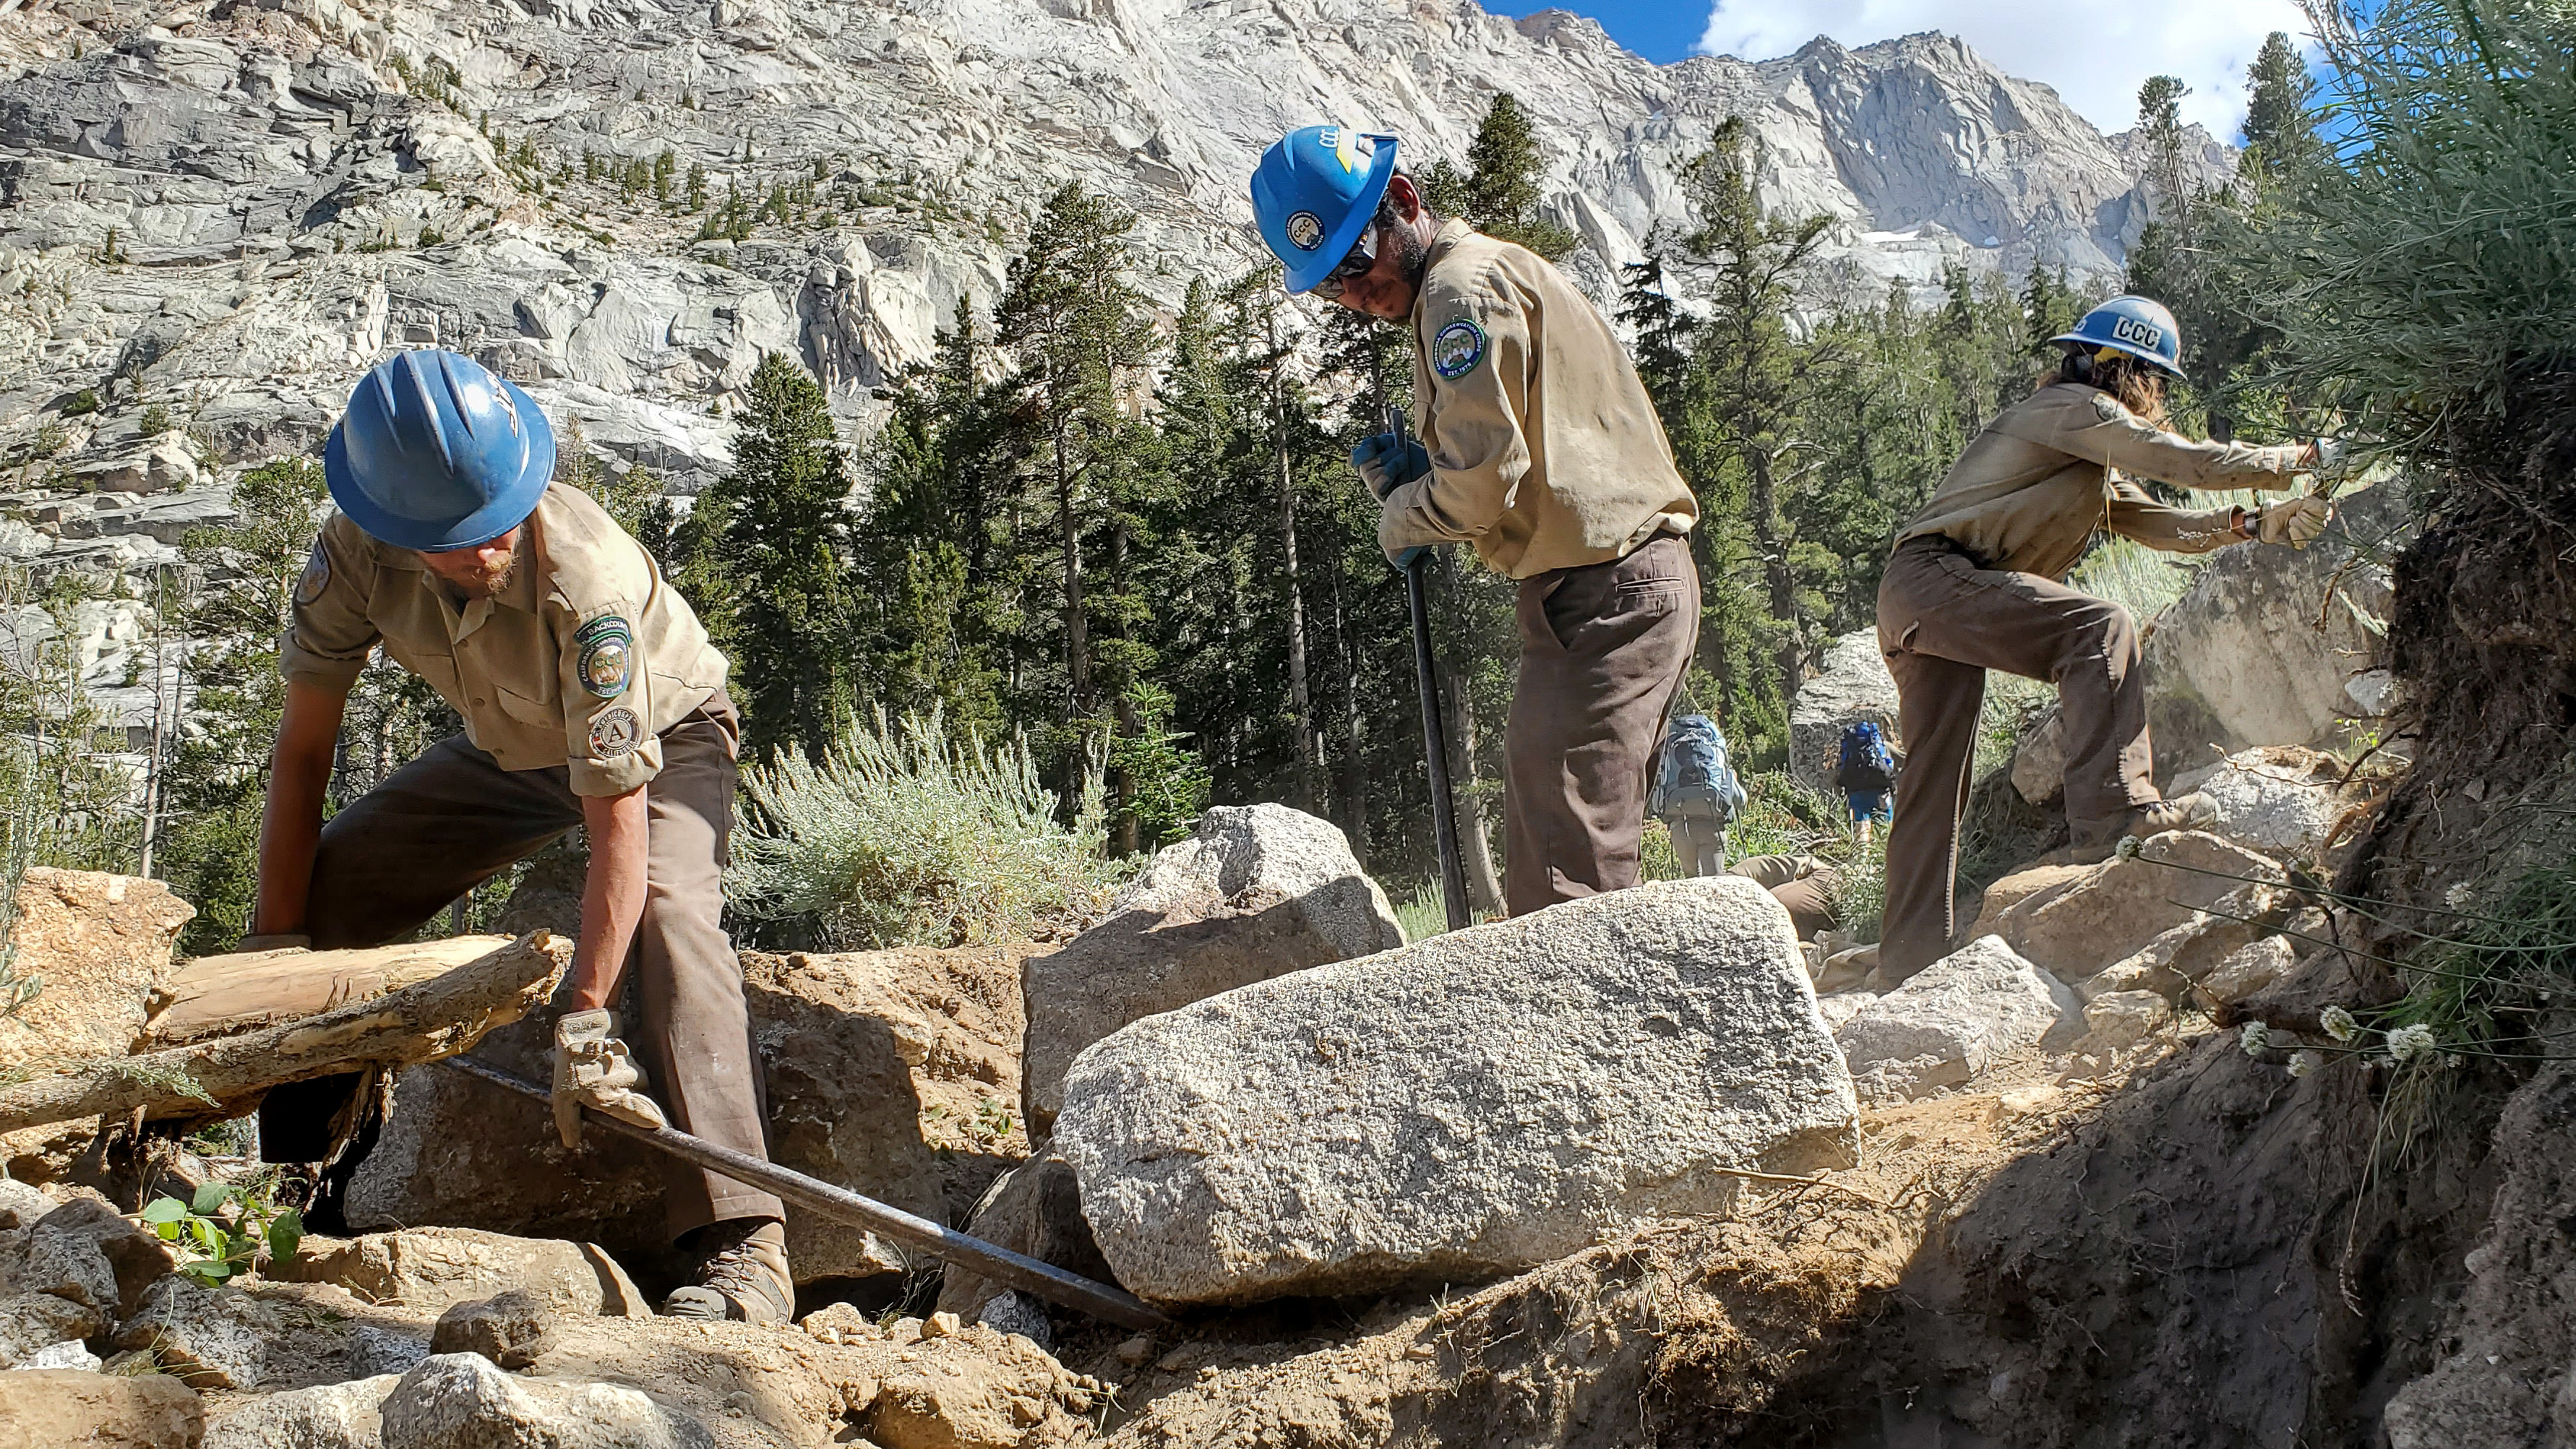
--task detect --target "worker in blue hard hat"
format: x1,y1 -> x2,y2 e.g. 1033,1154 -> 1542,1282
1874,295 -> 2341,980
241,349 -> 792,1322
1252,124 -> 1701,916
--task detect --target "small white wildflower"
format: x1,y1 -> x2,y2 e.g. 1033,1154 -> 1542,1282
2240,1020 -> 2272,1057
2115,835 -> 2144,861
2445,882 -> 2475,909
2387,1023 -> 2439,1065
2322,1005 -> 2360,1043
2289,1049 -> 2321,1078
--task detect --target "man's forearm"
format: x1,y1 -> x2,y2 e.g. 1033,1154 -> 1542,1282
252,681 -> 348,936
568,786 -> 651,1011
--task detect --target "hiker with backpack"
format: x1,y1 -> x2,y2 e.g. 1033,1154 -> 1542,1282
1649,713 -> 1746,878
1832,721 -> 1902,846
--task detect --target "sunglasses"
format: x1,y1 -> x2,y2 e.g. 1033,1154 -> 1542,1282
1308,223 -> 1380,301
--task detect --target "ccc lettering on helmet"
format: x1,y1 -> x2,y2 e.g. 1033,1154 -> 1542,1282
2111,316 -> 2164,351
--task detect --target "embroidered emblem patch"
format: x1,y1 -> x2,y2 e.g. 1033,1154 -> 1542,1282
293,542 -> 331,607
588,706 -> 643,760
575,614 -> 634,698
1284,210 -> 1324,251
1431,318 -> 1487,381
2090,390 -> 2125,422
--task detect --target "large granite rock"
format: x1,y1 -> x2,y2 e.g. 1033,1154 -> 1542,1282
2139,479 -> 2410,779
2171,747 -> 2356,858
1835,935 -> 2081,1100
0,1370 -> 204,1449
0,868 -> 194,1071
1790,629 -> 1902,794
1055,877 -> 1857,1306
379,1353 -> 710,1449
267,1228 -> 648,1319
1021,803 -> 1401,1134
204,1376 -> 399,1449
1962,832 -> 2286,982
346,942 -> 1039,1286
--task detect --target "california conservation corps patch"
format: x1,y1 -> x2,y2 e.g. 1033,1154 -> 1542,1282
588,706 -> 643,760
575,614 -> 633,698
2090,390 -> 2126,423
1284,210 -> 1324,251
293,543 -> 331,608
1431,318 -> 1487,382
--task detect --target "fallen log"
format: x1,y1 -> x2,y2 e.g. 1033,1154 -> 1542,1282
0,932 -> 570,1135
142,936 -> 515,1048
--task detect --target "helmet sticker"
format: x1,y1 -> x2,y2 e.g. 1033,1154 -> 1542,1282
575,614 -> 634,698
2110,315 -> 2164,353
1431,319 -> 1487,382
1284,211 -> 1325,251
588,705 -> 643,760
293,541 -> 331,607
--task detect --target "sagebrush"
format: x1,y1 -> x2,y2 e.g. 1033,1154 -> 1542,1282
727,708 -> 1128,950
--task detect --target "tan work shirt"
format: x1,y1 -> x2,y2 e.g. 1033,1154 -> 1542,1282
280,483 -> 727,795
1379,220 -> 1699,580
1896,383 -> 2306,579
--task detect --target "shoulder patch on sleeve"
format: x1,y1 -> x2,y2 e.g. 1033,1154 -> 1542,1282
293,541 -> 331,607
1431,318 -> 1488,381
588,705 -> 643,759
2090,390 -> 2126,422
575,614 -> 634,698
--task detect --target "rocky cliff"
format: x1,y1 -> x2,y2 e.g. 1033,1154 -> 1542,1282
0,0 -> 2227,500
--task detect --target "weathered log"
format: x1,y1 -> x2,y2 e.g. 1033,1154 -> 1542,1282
0,932 -> 570,1134
142,936 -> 513,1049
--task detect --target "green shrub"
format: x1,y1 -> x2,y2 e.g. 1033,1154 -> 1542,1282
137,404 -> 170,437
61,390 -> 98,417
728,708 -> 1127,950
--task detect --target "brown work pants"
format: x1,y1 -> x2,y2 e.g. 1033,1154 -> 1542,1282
1505,533 -> 1700,916
1876,538 -> 2157,978
262,695 -> 783,1240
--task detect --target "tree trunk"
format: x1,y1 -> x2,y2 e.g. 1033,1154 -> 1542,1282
1109,517 -> 1138,856
1748,447 -> 1801,706
1436,556 -> 1506,916
1328,565 -> 1368,869
1055,416 -> 1089,723
1270,311 -> 1319,814
0,933 -> 570,1133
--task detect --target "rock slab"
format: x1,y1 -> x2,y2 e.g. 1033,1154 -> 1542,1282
380,1353 -> 710,1449
1790,630 -> 1902,794
1836,936 -> 2081,1100
1023,804 -> 1404,1133
1056,877 -> 1857,1305
1966,832 -> 2285,981
270,1228 -> 646,1319
0,869 -> 195,1071
0,1370 -> 204,1449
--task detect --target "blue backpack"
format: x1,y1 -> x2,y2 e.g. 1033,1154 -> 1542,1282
1834,721 -> 1897,793
1651,715 -> 1746,825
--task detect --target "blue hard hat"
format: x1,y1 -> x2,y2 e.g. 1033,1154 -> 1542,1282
324,350 -> 555,551
2048,295 -> 2185,378
1250,125 -> 1399,293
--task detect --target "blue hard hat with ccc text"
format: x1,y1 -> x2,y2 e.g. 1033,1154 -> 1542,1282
1251,125 -> 1400,293
324,349 -> 556,551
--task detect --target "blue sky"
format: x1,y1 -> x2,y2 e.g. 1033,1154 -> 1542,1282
1478,0 -> 2310,138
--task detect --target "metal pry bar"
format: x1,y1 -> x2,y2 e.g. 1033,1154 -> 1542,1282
439,1057 -> 1172,1332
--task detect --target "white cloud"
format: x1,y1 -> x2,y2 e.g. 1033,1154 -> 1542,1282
1696,0 -> 2309,138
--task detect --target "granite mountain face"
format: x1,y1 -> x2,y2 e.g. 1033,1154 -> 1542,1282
0,0 -> 2225,492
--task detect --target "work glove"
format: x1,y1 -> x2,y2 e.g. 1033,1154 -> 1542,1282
2255,494 -> 2335,549
1349,431 -> 1431,500
551,1008 -> 668,1151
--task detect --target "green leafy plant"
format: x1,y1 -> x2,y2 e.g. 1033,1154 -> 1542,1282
142,1177 -> 302,1286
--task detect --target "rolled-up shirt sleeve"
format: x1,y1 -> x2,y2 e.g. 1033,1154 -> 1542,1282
276,526 -> 378,693
2004,391 -> 2306,493
2105,481 -> 2244,554
1379,283 -> 1534,556
559,601 -> 663,796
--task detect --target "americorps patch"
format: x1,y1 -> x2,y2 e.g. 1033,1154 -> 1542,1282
1431,318 -> 1487,381
588,706 -> 643,760
293,542 -> 331,607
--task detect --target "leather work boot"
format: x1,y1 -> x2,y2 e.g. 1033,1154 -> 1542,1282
2066,792 -> 2218,864
663,1217 -> 794,1323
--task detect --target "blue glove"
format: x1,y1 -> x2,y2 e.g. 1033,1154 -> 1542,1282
1349,432 -> 1431,500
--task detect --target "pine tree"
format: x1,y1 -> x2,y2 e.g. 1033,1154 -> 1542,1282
1422,93 -> 1580,261
2240,33 -> 2320,182
704,353 -> 858,758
